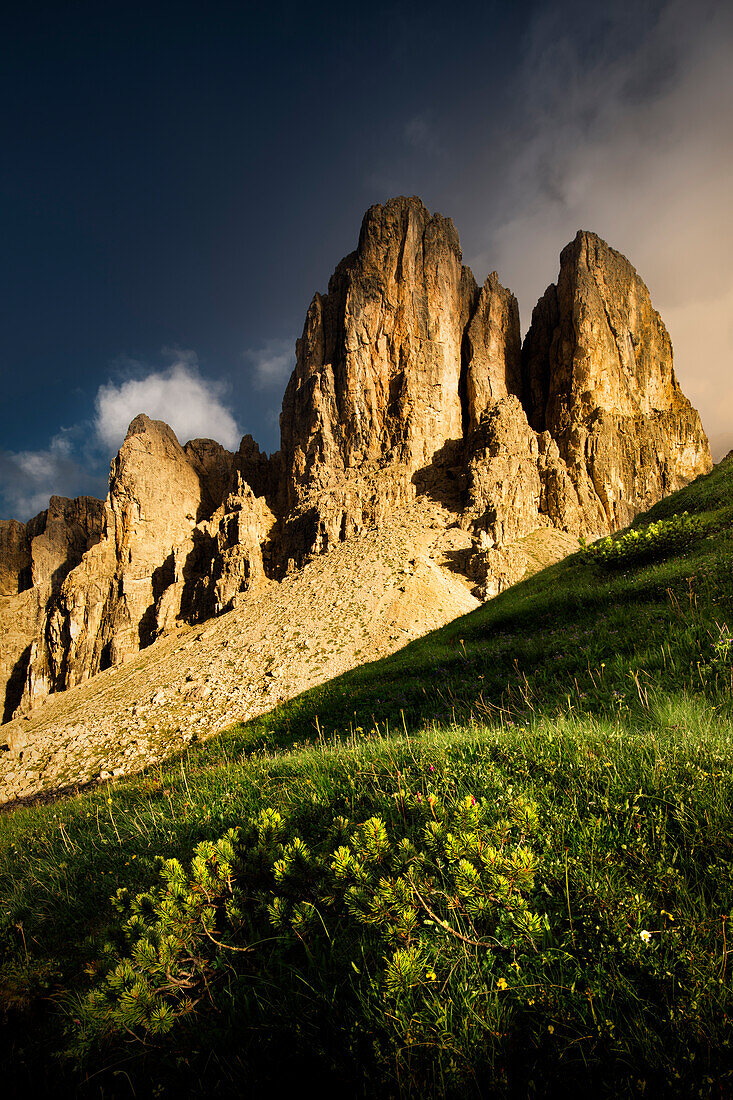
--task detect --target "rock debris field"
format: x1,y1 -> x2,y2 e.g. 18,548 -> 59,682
0,195 -> 710,809
0,500 -> 480,807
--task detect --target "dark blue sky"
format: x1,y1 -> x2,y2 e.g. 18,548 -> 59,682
2,0 -> 732,518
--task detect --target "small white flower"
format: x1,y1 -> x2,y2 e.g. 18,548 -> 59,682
640,930 -> 652,945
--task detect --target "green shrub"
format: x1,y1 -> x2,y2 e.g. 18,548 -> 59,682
71,789 -> 547,1077
71,831 -> 242,1056
584,512 -> 704,569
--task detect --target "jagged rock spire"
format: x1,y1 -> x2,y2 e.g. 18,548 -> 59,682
278,196 -> 522,558
0,201 -> 713,724
281,197 -> 478,489
521,230 -> 710,528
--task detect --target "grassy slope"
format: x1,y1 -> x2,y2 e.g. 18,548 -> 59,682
1,457 -> 733,1097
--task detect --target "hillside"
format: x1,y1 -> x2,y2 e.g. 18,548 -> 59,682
1,454 -> 732,1097
1,198 -> 710,752
0,500 -> 584,808
0,496 -> 481,805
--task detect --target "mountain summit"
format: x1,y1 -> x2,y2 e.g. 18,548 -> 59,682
0,198 -> 711,796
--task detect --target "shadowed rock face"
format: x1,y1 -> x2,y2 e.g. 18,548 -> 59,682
0,519 -> 31,596
0,496 -> 106,721
0,200 -> 713,723
0,496 -> 106,597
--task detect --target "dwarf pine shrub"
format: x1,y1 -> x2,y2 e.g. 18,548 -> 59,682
71,831 -> 242,1057
584,512 -> 704,569
72,788 -> 547,1068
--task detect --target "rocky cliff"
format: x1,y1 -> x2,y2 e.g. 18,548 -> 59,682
278,198 -> 531,563
0,197 -> 712,725
279,197 -> 481,559
0,496 -> 106,721
6,416 -> 278,717
521,230 -> 708,531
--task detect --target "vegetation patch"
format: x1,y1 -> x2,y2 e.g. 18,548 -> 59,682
2,456 -> 733,1097
73,786 -> 544,1066
582,512 -> 705,569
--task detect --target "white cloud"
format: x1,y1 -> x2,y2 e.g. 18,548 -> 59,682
94,351 -> 240,451
0,351 -> 242,520
0,430 -> 107,520
245,339 -> 294,389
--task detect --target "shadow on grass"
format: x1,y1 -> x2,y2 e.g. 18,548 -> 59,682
2,455 -> 733,1097
190,529 -> 732,767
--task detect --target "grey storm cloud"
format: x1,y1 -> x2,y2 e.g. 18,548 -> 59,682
452,0 -> 733,457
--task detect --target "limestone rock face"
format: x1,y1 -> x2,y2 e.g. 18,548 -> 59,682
464,397 -> 545,547
0,496 -> 105,597
0,496 -> 106,720
5,417 -> 276,718
184,437 -> 239,520
461,397 -> 588,597
15,417 -> 275,712
211,478 -> 276,614
0,588 -> 43,723
0,203 -> 714,728
0,520 -> 31,595
522,230 -> 712,528
26,496 -> 106,590
104,415 -> 211,656
235,435 -> 280,506
282,197 -> 473,487
464,273 -> 522,432
279,196 -> 490,560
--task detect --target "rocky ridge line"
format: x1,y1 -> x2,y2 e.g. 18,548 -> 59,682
0,198 -> 711,792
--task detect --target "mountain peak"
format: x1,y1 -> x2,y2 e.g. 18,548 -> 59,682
0,201 -> 711,759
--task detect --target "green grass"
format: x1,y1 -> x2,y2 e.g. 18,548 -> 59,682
2,456 -> 733,1097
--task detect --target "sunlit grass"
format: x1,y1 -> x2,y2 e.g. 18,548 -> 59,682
1,456 -> 733,1096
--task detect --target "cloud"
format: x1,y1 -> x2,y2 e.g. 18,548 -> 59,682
0,351 -> 242,520
94,351 -> 240,451
404,114 -> 442,156
0,429 -> 107,520
245,339 -> 294,389
462,0 -> 733,454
